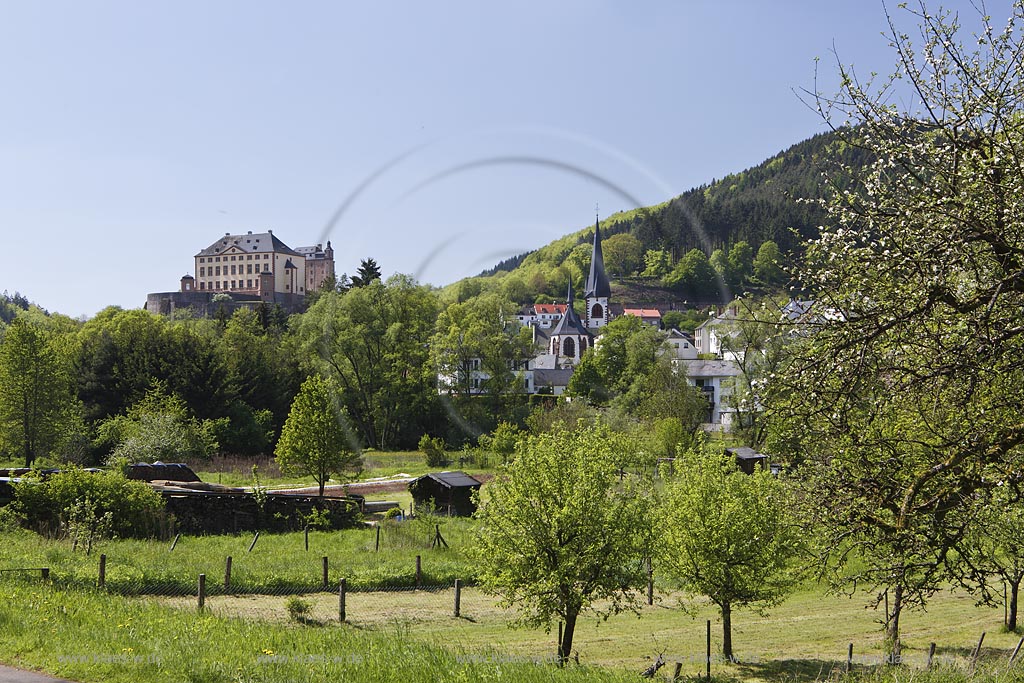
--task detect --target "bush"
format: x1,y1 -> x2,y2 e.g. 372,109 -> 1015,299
418,435 -> 448,468
285,596 -> 312,622
13,468 -> 166,538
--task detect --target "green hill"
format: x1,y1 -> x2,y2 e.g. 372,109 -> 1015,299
454,128 -> 870,306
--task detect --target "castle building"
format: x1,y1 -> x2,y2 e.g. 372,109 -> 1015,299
146,230 -> 334,317
194,230 -> 306,299
295,241 -> 336,293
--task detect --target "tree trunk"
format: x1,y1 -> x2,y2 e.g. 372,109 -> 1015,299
1010,576 -> 1021,631
319,478 -> 326,497
885,584 -> 903,664
722,601 -> 733,661
559,609 -> 578,665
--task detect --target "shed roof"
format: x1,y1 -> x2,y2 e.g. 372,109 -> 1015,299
414,471 -> 482,489
725,446 -> 768,461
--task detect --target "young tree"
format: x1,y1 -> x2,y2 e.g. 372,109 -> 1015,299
0,318 -> 79,467
658,445 -> 802,660
275,374 -> 361,497
767,1 -> 1024,658
752,240 -> 784,287
959,486 -> 1024,631
474,425 -> 651,663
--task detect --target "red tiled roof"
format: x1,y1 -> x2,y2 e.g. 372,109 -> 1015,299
534,303 -> 568,315
623,308 -> 662,318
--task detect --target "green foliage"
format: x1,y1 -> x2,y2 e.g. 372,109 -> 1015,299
752,240 -> 785,286
63,497 -> 114,554
641,249 -> 672,279
12,468 -> 165,539
418,434 -> 448,468
601,233 -> 644,276
765,1 -> 1024,658
349,257 -> 382,288
285,596 -> 313,622
98,384 -> 220,464
658,444 -> 802,658
275,374 -> 362,497
473,424 -> 652,663
296,275 -> 440,449
486,421 -> 522,463
663,248 -> 718,298
0,317 -> 82,467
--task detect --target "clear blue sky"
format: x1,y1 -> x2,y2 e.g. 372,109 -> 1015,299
0,1 -> 1002,318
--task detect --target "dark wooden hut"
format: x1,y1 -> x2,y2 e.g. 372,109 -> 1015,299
408,471 -> 482,516
725,447 -> 768,475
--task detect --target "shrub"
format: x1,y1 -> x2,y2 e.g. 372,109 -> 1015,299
13,468 -> 166,538
418,435 -> 448,468
285,596 -> 312,622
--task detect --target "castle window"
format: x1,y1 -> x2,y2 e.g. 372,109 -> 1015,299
215,266 -> 221,276
247,280 -> 252,288
231,265 -> 237,275
247,265 -> 253,274
199,267 -> 205,277
215,257 -> 220,262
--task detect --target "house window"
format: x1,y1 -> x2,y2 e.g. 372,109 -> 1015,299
247,255 -> 252,260
230,265 -> 236,275
215,266 -> 221,276
231,280 -> 236,288
247,265 -> 252,274
199,282 -> 205,290
199,267 -> 205,277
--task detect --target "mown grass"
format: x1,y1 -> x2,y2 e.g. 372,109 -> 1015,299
0,574 -> 637,683
168,581 -> 1024,679
0,519 -> 479,594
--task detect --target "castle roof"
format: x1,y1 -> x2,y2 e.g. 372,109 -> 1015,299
584,218 -> 611,299
196,231 -> 302,258
550,280 -> 591,338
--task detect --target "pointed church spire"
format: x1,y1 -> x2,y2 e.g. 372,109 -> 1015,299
584,216 -> 611,299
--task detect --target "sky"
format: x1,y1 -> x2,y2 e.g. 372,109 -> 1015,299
0,0 -> 1007,318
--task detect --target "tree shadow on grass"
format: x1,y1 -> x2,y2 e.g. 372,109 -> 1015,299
730,658 -> 843,682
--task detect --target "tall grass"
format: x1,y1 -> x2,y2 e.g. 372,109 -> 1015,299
0,519 -> 480,594
0,574 -> 636,683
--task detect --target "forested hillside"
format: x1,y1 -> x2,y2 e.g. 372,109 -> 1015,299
464,128 -> 871,305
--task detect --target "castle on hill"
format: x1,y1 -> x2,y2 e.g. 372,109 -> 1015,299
145,230 -> 335,317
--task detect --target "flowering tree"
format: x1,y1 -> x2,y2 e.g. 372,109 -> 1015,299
767,1 -> 1024,658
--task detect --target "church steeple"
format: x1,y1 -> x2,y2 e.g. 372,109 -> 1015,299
549,278 -> 591,363
584,215 -> 611,328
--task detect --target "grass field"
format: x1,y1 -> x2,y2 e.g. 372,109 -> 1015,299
155,581 -> 1024,679
0,522 -> 478,594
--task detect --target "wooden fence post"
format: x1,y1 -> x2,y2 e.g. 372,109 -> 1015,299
706,619 -> 711,680
646,557 -> 654,606
98,554 -> 106,589
927,642 -> 936,669
454,579 -> 462,617
304,525 -> 309,552
338,578 -> 347,623
971,632 -> 986,673
846,643 -> 853,673
247,531 -> 260,553
198,573 -> 206,611
672,662 -> 682,681
375,525 -> 380,552
169,533 -> 180,551
41,567 -> 49,581
1008,637 -> 1024,669
322,556 -> 329,590
224,556 -> 232,590
415,555 -> 421,587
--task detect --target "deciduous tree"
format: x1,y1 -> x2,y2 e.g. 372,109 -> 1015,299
766,1 -> 1024,658
474,424 -> 651,663
275,374 -> 361,497
658,444 -> 802,660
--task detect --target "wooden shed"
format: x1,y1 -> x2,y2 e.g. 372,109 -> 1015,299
725,447 -> 769,475
408,471 -> 482,517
